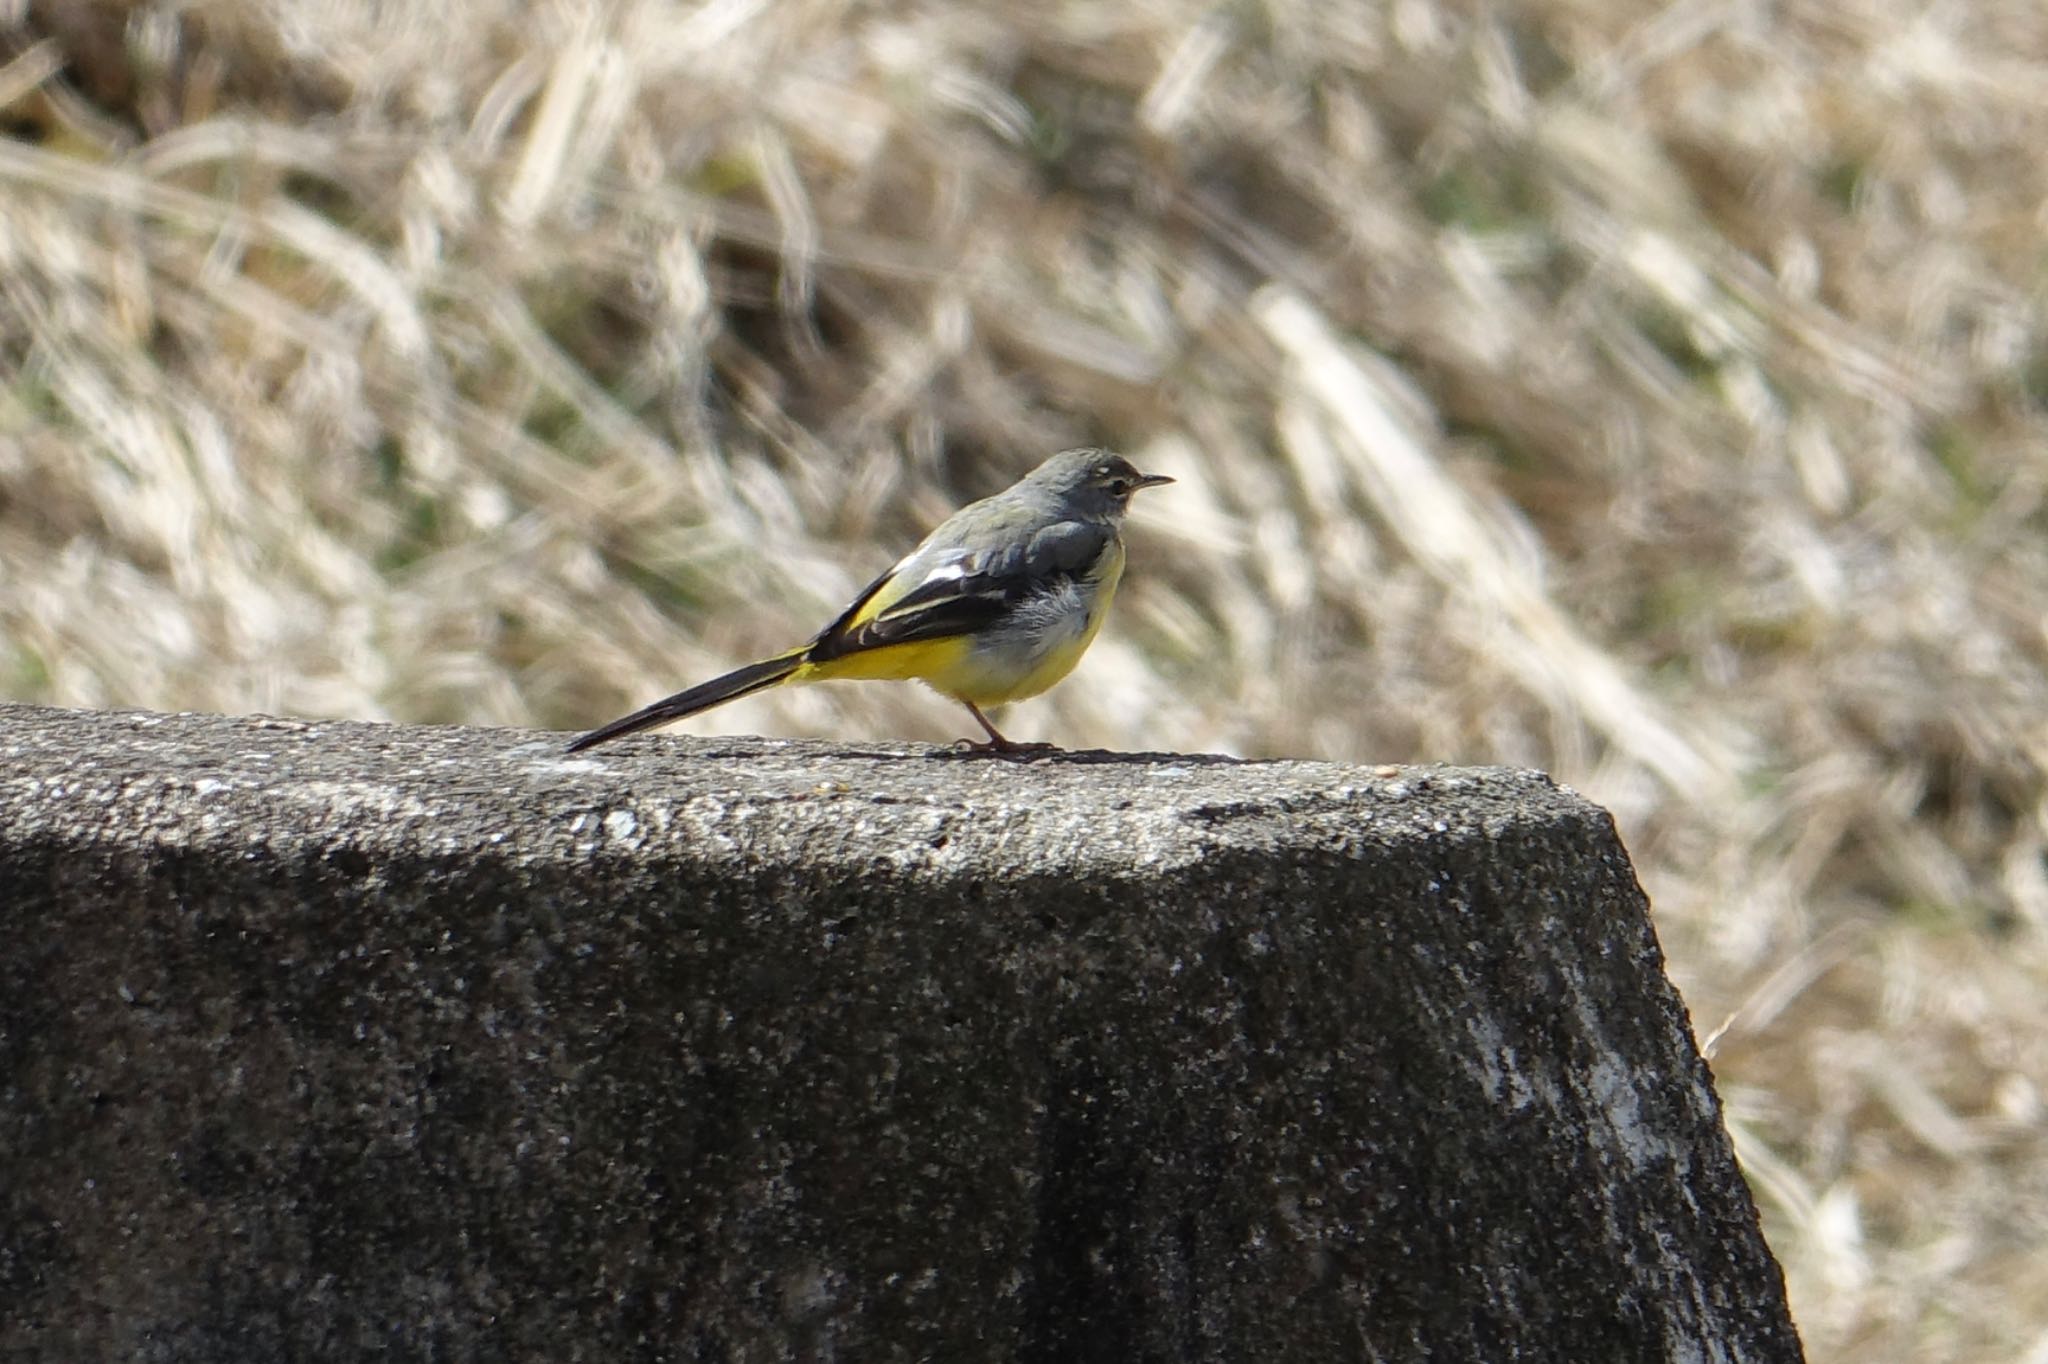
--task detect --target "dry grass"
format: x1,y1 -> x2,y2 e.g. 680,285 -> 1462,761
5,0 -> 2047,1355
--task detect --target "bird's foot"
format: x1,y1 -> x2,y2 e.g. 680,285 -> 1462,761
955,701 -> 1058,759
953,736 -> 1059,761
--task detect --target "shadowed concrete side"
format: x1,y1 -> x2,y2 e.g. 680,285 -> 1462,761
0,703 -> 1803,1362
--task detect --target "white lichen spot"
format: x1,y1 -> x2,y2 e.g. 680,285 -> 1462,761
603,809 -> 641,844
1462,1013 -> 1546,1113
1571,990 -> 1691,1181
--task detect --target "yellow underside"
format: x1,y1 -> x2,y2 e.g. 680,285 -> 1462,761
788,616 -> 1104,707
790,564 -> 1120,707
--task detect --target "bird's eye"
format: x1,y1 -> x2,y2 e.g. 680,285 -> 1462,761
1109,476 -> 1133,495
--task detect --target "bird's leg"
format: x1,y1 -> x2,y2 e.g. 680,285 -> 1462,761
958,702 -> 1056,758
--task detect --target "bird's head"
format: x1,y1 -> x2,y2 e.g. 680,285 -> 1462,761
1029,447 -> 1174,517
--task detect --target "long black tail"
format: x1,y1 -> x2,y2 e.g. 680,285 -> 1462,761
564,650 -> 805,753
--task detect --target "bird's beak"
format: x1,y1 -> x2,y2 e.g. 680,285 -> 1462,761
1132,472 -> 1175,491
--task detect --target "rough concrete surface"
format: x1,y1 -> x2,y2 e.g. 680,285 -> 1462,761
0,703 -> 1802,1362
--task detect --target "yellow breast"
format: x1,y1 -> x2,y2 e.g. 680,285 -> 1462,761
938,538 -> 1125,706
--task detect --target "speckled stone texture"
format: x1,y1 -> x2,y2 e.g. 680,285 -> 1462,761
0,703 -> 1802,1362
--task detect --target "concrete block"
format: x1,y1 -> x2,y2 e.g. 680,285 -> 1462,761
0,704 -> 1802,1361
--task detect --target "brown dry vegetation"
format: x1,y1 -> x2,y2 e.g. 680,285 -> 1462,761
4,1 -> 2046,1356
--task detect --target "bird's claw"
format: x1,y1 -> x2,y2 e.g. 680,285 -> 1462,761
953,737 -> 1058,761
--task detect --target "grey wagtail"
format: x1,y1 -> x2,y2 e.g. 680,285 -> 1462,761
565,447 -> 1172,755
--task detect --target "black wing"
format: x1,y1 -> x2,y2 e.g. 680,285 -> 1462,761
807,518 -> 1110,664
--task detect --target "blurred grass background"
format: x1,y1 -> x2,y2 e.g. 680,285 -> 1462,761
4,1 -> 2046,1355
